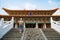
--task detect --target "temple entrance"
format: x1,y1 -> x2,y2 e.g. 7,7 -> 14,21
46,23 -> 51,28
38,23 -> 43,28
25,23 -> 36,28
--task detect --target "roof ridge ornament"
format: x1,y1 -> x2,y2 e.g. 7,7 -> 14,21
24,8 -> 26,10
35,8 -> 37,10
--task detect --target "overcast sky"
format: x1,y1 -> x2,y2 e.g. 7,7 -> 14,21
0,0 -> 60,15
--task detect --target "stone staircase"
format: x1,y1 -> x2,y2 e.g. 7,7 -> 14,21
42,28 -> 60,40
1,28 -> 60,40
0,28 -> 22,40
23,28 -> 45,40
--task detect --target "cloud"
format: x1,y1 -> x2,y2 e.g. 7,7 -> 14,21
23,2 -> 37,10
48,0 -> 57,5
48,0 -> 52,4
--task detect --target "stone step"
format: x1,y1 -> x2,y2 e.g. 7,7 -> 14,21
48,38 -> 60,40
1,28 -> 22,40
42,28 -> 60,40
1,38 -> 21,40
3,34 -> 21,38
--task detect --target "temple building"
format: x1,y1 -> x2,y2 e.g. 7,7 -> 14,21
1,8 -> 60,40
0,8 -> 60,28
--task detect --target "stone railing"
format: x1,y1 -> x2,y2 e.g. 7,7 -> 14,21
0,18 -> 4,27
21,27 -> 26,40
51,17 -> 60,33
0,17 -> 14,39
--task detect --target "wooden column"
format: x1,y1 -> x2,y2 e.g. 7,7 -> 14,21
24,22 -> 25,28
15,23 -> 18,28
43,18 -> 46,29
36,22 -> 38,28
43,23 -> 46,29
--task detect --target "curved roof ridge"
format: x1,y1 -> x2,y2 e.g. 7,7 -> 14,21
2,8 -> 59,11
53,8 -> 60,15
